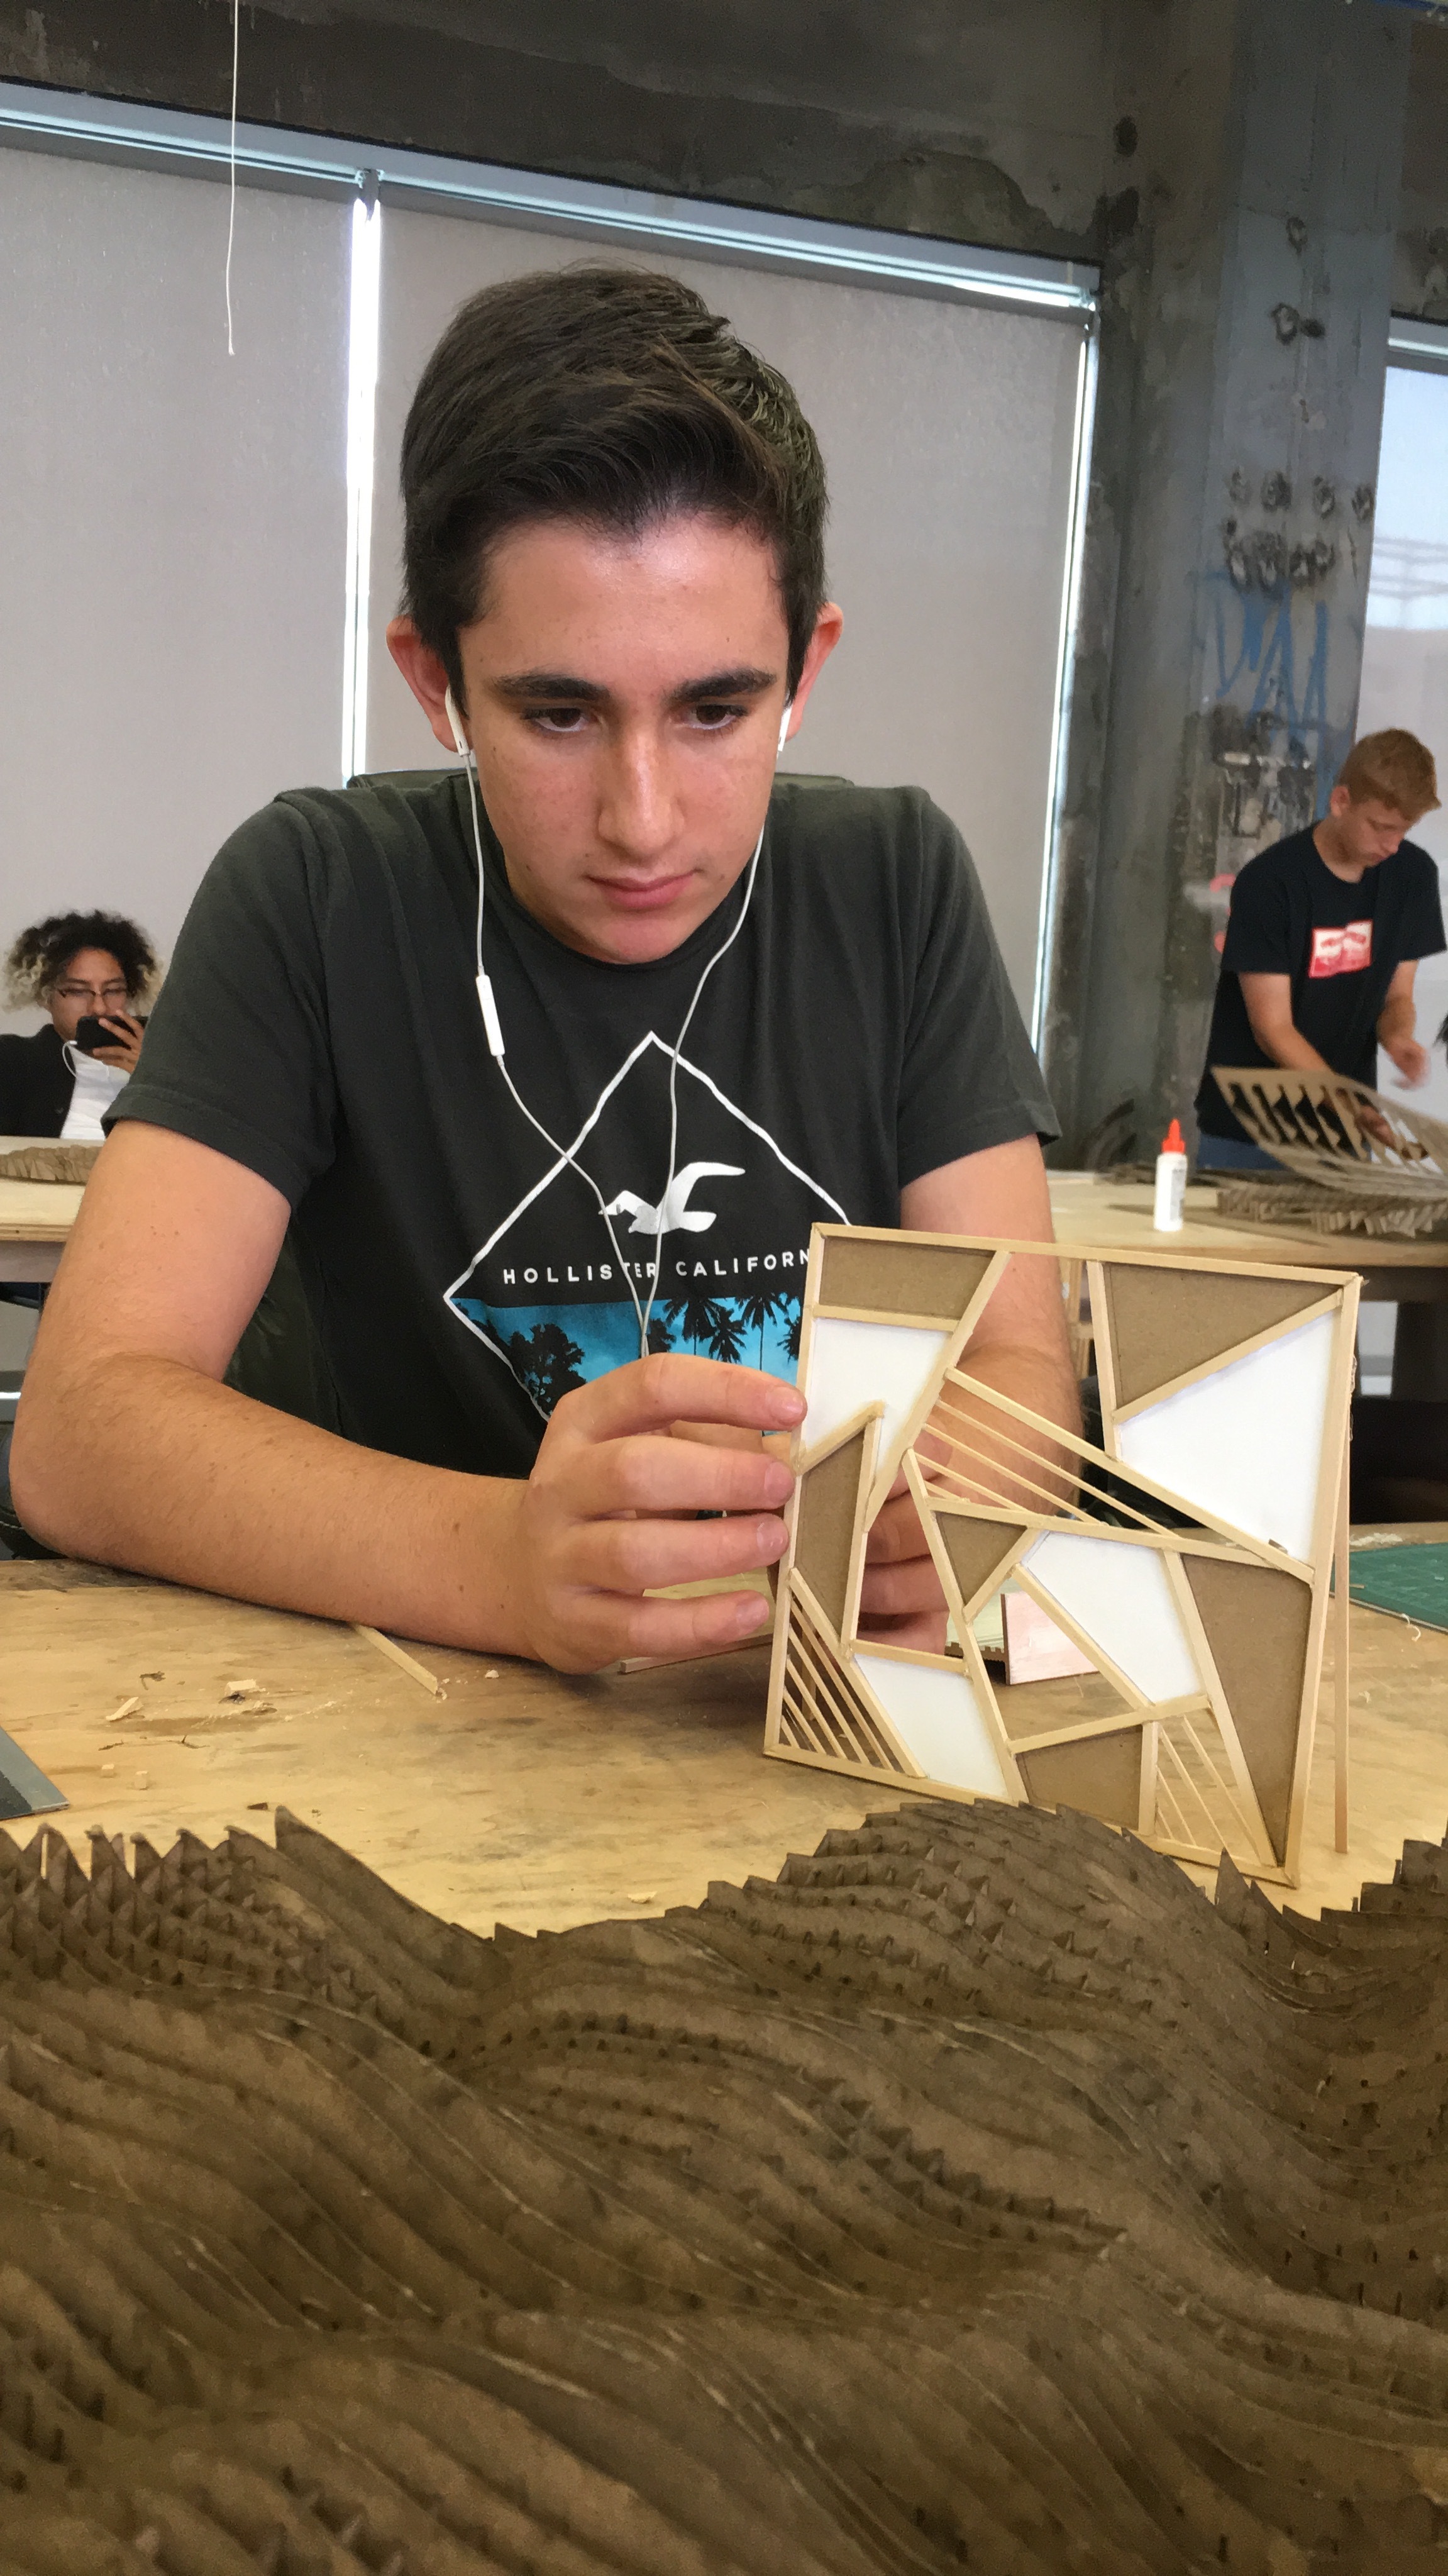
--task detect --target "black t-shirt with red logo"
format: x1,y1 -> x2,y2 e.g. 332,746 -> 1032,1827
1195,826 -> 1445,1140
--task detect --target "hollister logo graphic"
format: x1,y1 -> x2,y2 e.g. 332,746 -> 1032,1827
1308,920 -> 1372,979
444,1031 -> 848,1418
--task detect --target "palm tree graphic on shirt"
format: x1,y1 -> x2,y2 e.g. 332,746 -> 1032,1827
736,1284 -> 787,1368
662,1290 -> 736,1357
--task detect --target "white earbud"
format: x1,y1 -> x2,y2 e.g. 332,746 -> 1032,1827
777,700 -> 792,757
444,685 -> 470,759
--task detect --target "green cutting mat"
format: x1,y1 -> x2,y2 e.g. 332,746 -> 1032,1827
1349,1541 -> 1448,1634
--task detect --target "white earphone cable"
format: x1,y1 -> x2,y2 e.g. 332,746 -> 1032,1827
453,690 -> 782,1367
224,0 -> 240,357
635,830 -> 762,1353
458,744 -> 654,1355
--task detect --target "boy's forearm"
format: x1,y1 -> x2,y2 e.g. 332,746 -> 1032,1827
12,1353 -> 531,1652
926,1338 -> 1081,1512
1246,1015 -> 1333,1073
1377,995 -> 1415,1049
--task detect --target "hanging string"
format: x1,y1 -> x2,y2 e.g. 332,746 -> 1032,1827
224,0 -> 240,354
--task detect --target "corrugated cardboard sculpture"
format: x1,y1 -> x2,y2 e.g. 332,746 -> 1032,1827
766,1227 -> 1357,1884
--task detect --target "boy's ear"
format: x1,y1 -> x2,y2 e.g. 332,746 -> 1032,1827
386,618 -> 460,755
785,601 -> 845,735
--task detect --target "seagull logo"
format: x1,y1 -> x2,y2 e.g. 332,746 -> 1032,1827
603,1161 -> 744,1238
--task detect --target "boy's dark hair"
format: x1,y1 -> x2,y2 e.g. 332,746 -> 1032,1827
4,911 -> 158,1009
399,264 -> 828,702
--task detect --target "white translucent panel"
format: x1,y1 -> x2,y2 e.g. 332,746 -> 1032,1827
853,1652 -> 1010,1797
1020,1534 -> 1200,1704
369,206 -> 1085,1010
1115,1313 -> 1334,1562
0,149 -> 350,991
801,1317 -> 947,1463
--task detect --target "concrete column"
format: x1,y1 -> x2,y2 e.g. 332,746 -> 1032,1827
1044,0 -> 1412,1162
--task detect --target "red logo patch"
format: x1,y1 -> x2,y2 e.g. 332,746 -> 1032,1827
1308,921 -> 1372,979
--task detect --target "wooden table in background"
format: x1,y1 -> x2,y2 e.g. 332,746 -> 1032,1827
1049,1170 -> 1448,1397
4,1545 -> 1448,1929
9,1158 -> 1447,1368
0,1136 -> 84,1284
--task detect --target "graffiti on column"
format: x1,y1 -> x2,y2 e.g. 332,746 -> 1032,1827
1193,470 -> 1373,951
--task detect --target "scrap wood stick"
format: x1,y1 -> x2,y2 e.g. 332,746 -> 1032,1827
351,1624 -> 441,1697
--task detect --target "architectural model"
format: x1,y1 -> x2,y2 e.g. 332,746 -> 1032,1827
1214,1062 -> 1448,1221
3,1800 -> 1448,2568
767,1226 -> 1356,1881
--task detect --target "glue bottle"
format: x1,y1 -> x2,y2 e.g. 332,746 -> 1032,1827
1152,1118 -> 1188,1231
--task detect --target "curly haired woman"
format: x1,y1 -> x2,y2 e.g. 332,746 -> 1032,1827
0,911 -> 157,1138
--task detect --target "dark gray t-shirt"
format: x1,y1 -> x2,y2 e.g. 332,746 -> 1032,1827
112,770 -> 1054,1479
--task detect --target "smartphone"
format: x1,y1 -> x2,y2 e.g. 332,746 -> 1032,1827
75,1014 -> 130,1055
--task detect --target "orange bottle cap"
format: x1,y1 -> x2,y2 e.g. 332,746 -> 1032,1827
1161,1119 -> 1185,1154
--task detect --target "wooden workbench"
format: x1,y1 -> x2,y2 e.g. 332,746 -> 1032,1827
1049,1167 -> 1448,1277
1049,1169 -> 1448,1396
4,1547 -> 1447,1926
9,1152 -> 1448,1302
0,1135 -> 84,1282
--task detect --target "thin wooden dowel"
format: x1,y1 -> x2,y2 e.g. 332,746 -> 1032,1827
351,1624 -> 441,1696
1152,1764 -> 1193,1850
783,1662 -> 865,1769
790,1624 -> 902,1774
1157,1730 -> 1223,1845
935,1399 -> 1173,1538
926,1412 -> 1095,1524
1176,1709 -> 1257,1849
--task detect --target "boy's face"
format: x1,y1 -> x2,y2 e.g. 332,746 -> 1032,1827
389,514 -> 841,964
1326,785 -> 1417,869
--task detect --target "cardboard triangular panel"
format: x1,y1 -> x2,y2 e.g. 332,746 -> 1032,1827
794,1426 -> 871,1639
935,1514 -> 1027,1617
1014,1727 -> 1142,1829
1099,1263 -> 1334,1411
1183,1556 -> 1312,1864
819,1234 -> 994,1322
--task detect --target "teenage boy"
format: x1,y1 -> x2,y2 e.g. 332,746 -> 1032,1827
13,265 -> 1076,1669
1196,730 -> 1444,1167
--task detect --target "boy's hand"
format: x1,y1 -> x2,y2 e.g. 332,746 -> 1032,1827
507,1353 -> 803,1670
1384,1035 -> 1430,1090
859,1472 -> 949,1653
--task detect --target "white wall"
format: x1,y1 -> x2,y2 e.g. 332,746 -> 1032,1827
0,147 -> 351,1024
365,211 -> 1085,1016
1360,362 -> 1448,1113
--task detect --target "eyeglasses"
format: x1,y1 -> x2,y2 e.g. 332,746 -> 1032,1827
55,981 -> 130,1004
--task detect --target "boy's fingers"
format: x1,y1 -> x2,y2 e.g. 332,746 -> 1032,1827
552,1582 -> 773,1674
565,1432 -> 793,1521
572,1511 -> 789,1594
556,1353 -> 805,1446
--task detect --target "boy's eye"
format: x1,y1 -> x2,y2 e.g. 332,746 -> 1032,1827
690,702 -> 745,729
526,706 -> 591,733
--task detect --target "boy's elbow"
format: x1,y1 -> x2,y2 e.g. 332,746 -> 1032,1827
8,1347 -> 108,1556
9,1393 -> 76,1553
